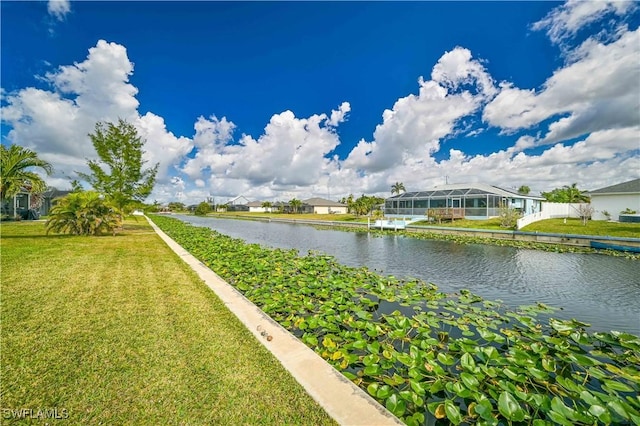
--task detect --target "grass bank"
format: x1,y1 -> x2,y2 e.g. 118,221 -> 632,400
385,217 -> 639,238
0,220 -> 335,425
520,218 -> 640,238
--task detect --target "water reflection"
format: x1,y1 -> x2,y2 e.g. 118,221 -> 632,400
175,215 -> 640,334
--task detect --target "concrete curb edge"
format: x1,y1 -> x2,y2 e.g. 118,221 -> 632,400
146,216 -> 404,426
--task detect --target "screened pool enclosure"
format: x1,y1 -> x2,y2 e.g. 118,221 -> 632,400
384,184 -> 543,219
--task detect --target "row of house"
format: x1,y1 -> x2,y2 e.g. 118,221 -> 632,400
3,179 -> 638,222
246,198 -> 348,214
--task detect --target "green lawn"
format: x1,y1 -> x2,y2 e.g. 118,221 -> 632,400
410,218 -> 506,230
520,218 -> 640,238
410,217 -> 639,238
0,220 -> 335,425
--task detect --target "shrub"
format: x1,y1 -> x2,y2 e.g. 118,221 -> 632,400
498,204 -> 521,228
45,191 -> 120,236
194,201 -> 212,216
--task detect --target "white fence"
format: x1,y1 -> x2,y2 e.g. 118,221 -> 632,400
517,203 -> 588,229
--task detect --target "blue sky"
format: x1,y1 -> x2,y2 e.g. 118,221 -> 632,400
2,1 -> 639,204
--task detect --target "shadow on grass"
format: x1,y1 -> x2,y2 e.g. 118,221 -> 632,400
2,227 -> 152,239
0,233 -> 126,239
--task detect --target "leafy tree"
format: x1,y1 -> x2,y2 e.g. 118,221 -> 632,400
289,198 -> 302,213
391,182 -> 406,195
70,179 -> 84,193
340,194 -> 355,213
145,200 -> 161,213
0,144 -> 53,202
351,194 -> 384,216
194,201 -> 212,216
168,201 -> 186,212
79,119 -> 158,220
542,183 -> 590,203
517,185 -> 530,195
45,191 -> 120,236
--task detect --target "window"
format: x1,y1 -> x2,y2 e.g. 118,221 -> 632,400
430,199 -> 446,208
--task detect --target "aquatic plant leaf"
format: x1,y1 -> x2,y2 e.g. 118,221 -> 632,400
385,393 -> 406,417
498,391 -> 525,422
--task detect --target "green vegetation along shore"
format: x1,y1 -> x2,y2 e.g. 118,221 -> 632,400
204,213 -> 639,258
0,220 -> 335,425
151,215 -> 640,425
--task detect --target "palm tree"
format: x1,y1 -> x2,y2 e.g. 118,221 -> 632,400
391,182 -> 405,195
289,198 -> 302,214
261,201 -> 272,212
563,183 -> 590,203
45,191 -> 120,236
1,144 -> 53,201
340,194 -> 355,214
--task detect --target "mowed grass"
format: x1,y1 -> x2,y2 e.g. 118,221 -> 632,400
0,220 -> 336,425
520,217 -> 640,238
411,217 -> 640,238
410,218 -> 506,230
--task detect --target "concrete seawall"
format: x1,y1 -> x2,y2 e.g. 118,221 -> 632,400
406,225 -> 640,249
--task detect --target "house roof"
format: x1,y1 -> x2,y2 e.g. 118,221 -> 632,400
589,178 -> 640,195
227,195 -> 251,205
387,183 -> 544,200
42,187 -> 72,199
246,201 -> 264,207
303,197 -> 347,207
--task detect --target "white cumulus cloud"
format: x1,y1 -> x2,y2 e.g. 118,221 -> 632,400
47,0 -> 71,21
483,28 -> 640,146
344,47 -> 494,173
1,40 -> 192,191
532,0 -> 635,45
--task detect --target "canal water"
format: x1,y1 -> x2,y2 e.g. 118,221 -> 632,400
175,215 -> 640,335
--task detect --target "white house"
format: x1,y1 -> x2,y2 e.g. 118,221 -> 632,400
384,183 -> 543,219
247,200 -> 270,213
589,178 -> 640,221
302,198 -> 348,214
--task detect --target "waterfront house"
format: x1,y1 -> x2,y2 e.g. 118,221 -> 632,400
384,183 -> 544,220
589,178 -> 640,221
247,201 -> 269,213
302,198 -> 348,214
